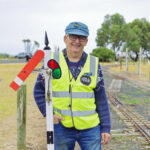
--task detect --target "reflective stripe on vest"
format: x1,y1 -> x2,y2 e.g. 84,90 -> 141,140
54,108 -> 97,117
54,51 -> 59,64
90,55 -> 95,76
52,91 -> 94,98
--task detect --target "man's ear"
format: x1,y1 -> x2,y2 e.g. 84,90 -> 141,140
64,35 -> 67,43
84,39 -> 88,46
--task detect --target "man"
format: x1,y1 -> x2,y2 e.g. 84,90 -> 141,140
34,21 -> 111,150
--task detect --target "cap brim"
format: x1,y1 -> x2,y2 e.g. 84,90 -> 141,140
66,30 -> 88,37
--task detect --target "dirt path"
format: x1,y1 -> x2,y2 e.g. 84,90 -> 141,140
0,97 -> 80,150
0,97 -> 46,150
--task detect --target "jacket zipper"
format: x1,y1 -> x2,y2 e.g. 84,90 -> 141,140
69,84 -> 75,127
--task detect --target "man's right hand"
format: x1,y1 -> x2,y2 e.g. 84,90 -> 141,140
53,114 -> 64,124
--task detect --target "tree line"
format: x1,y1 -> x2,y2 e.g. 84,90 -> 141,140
91,13 -> 150,62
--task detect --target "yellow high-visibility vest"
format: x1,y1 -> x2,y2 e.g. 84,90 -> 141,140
52,51 -> 100,130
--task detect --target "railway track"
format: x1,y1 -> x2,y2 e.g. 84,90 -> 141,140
108,91 -> 150,145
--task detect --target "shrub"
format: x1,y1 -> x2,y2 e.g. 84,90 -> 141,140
0,53 -> 9,58
90,47 -> 115,62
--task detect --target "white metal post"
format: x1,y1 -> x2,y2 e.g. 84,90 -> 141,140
44,50 -> 54,150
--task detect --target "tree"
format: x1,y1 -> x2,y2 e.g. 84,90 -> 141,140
122,25 -> 140,61
123,18 -> 150,61
91,47 -> 115,62
96,13 -> 126,53
22,39 -> 40,54
96,14 -> 150,62
32,41 -> 40,53
0,53 -> 9,58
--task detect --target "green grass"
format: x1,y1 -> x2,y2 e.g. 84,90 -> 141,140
119,94 -> 131,99
122,99 -> 140,105
110,135 -> 142,149
134,90 -> 143,94
121,98 -> 150,105
0,63 -> 39,122
111,135 -> 137,142
143,98 -> 150,103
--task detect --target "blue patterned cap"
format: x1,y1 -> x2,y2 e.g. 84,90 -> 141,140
65,22 -> 89,37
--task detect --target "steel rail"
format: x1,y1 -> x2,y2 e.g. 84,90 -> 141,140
108,92 -> 150,144
113,95 -> 150,130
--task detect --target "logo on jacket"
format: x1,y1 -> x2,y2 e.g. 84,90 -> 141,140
84,72 -> 92,76
80,75 -> 91,85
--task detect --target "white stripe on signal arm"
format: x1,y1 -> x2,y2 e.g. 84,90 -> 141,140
14,76 -> 23,86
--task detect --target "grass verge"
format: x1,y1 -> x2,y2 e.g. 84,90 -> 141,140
0,63 -> 41,122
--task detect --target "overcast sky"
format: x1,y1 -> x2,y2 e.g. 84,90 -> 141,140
0,0 -> 150,55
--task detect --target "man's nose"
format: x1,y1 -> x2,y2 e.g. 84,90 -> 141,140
74,37 -> 80,42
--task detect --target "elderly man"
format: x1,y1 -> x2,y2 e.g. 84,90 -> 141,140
34,21 -> 111,150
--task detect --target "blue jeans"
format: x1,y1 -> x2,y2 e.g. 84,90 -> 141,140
54,122 -> 101,150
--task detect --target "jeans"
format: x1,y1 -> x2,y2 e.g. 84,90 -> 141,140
54,122 -> 101,150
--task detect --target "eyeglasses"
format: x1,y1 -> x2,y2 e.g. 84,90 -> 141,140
68,34 -> 87,42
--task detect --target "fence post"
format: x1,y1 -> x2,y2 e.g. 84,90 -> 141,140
148,60 -> 150,82
139,47 -> 142,76
125,48 -> 128,72
17,85 -> 26,150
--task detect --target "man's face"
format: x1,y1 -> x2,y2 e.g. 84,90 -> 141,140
64,34 -> 88,53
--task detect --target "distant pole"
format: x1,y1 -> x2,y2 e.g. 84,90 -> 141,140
119,58 -> 122,70
17,85 -> 26,150
125,48 -> 128,72
139,47 -> 142,76
148,60 -> 150,82
137,60 -> 139,75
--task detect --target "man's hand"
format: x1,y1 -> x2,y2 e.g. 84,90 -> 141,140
53,114 -> 64,124
101,133 -> 110,145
